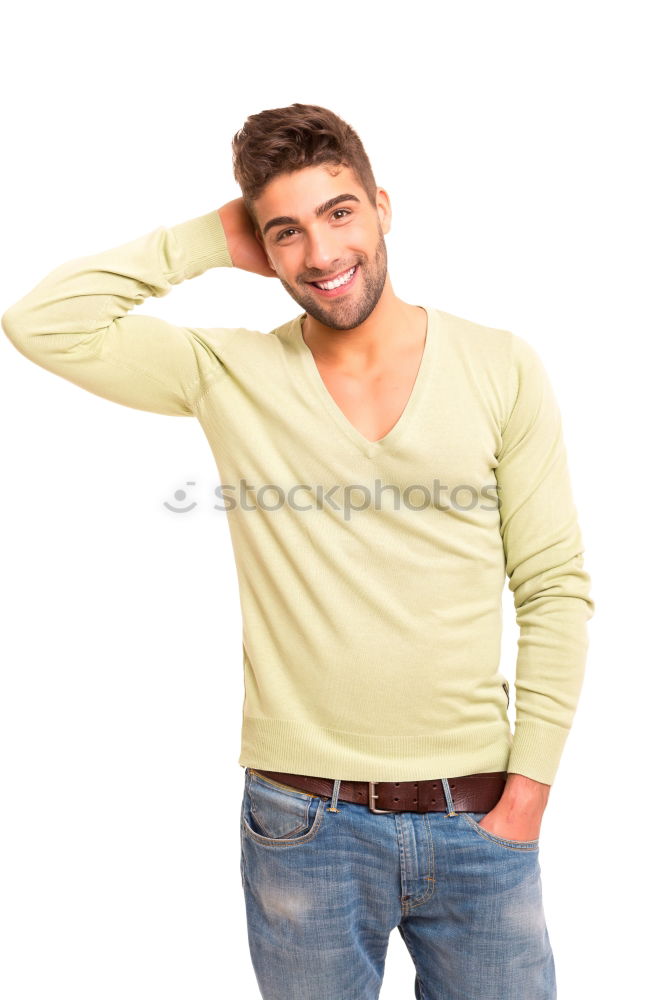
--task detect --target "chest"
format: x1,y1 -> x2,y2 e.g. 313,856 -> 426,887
313,357 -> 422,444
195,315 -> 505,492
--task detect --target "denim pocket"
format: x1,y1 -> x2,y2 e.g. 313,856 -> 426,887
241,769 -> 326,847
462,811 -> 540,851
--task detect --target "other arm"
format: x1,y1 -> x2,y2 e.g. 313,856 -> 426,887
480,333 -> 595,839
1,199 -> 272,416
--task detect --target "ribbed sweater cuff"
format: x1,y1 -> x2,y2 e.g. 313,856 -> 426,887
169,210 -> 233,277
506,719 -> 571,786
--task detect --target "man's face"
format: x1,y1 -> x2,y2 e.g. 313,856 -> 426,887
252,164 -> 391,331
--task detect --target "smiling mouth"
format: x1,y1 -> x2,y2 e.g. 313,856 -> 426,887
308,264 -> 359,291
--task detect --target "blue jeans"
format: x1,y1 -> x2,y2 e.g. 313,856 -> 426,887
240,767 -> 556,1000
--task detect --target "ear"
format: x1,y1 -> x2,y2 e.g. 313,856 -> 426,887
375,187 -> 392,236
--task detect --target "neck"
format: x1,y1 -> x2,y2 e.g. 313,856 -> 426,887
301,279 -> 425,370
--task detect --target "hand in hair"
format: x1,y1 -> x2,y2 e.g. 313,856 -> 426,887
217,198 -> 276,278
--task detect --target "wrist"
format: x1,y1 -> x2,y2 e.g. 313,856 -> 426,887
499,772 -> 550,812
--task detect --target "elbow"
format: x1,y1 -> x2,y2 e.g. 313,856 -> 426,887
1,306 -> 31,364
1,305 -> 24,346
1,305 -> 40,362
2,304 -> 59,364
511,551 -> 595,621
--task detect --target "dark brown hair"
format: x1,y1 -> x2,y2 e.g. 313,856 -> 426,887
231,103 -> 378,230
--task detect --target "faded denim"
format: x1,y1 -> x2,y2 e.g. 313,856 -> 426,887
240,767 -> 556,999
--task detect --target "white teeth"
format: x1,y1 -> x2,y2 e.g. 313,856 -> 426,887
313,266 -> 356,291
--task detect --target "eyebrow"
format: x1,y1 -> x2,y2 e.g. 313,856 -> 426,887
262,193 -> 361,236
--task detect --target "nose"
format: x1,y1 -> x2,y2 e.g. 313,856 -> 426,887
303,227 -> 345,278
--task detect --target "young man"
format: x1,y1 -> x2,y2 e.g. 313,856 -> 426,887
2,103 -> 594,999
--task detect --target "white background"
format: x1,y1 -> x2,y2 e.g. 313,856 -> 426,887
1,2 -> 662,997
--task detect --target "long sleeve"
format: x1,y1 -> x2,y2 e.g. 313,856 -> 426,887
496,333 -> 595,786
1,210 -> 233,416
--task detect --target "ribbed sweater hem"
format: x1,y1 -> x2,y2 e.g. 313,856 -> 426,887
238,717 -> 514,782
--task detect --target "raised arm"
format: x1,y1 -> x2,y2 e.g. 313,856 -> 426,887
1,199 -> 273,417
495,333 -> 595,787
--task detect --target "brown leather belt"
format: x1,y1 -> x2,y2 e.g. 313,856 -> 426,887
251,769 -> 508,814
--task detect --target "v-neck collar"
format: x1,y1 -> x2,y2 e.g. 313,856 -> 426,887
290,305 -> 435,458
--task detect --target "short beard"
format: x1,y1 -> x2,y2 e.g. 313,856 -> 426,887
277,221 -> 388,331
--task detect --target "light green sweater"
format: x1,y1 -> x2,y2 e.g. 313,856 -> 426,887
1,209 -> 594,785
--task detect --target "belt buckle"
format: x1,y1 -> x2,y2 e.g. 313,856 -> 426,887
368,781 -> 396,814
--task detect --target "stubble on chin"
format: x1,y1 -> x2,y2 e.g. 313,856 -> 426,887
279,232 -> 388,331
